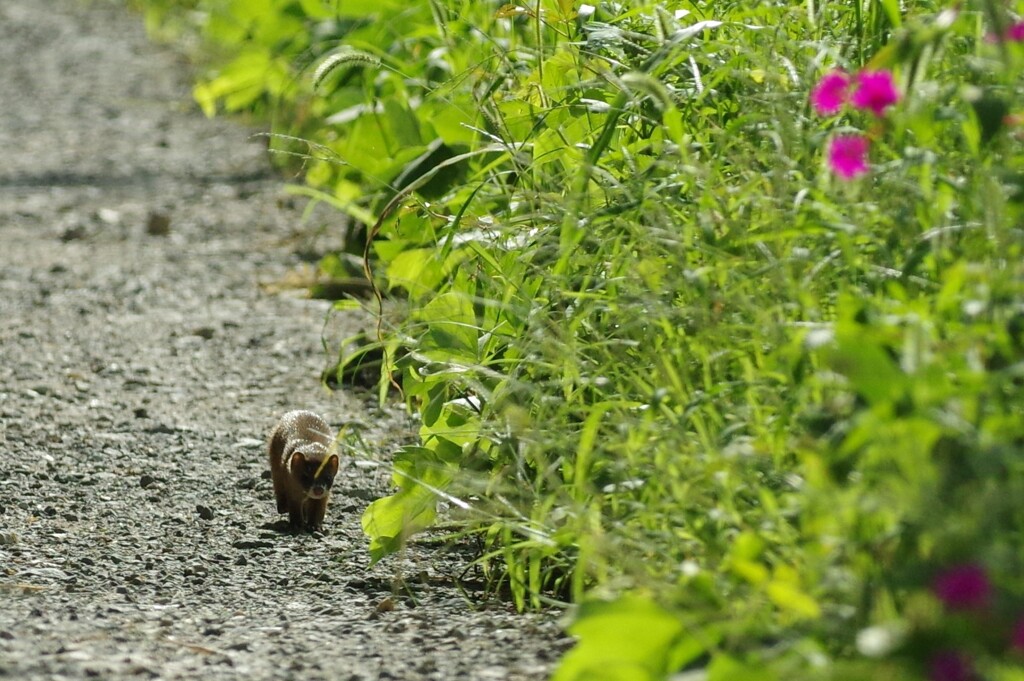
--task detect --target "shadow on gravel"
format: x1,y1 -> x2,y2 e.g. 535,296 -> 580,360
0,169 -> 275,189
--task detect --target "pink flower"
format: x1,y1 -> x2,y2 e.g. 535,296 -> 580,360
811,71 -> 851,115
827,134 -> 869,180
1012,619 -> 1024,650
851,70 -> 900,116
932,563 -> 991,611
928,651 -> 974,681
985,22 -> 1024,43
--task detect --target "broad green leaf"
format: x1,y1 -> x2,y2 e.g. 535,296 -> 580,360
707,655 -> 777,681
362,486 -> 437,563
668,626 -> 723,672
827,331 -> 904,405
553,595 -> 686,681
383,98 -> 422,149
730,531 -> 764,560
421,403 -> 481,450
417,291 -> 478,359
730,559 -> 769,585
361,446 -> 456,563
298,0 -> 337,19
532,127 -> 566,169
542,49 -> 580,96
385,248 -> 445,297
968,91 -> 1008,148
419,97 -> 478,146
765,580 -> 821,620
194,82 -> 217,118
338,115 -> 394,178
194,50 -> 290,115
334,0 -> 400,17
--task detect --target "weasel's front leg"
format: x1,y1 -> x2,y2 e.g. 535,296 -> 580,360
288,503 -> 304,529
305,497 -> 327,532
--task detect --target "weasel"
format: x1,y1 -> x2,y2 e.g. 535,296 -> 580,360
268,410 -> 339,532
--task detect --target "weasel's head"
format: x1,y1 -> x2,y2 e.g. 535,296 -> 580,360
289,448 -> 339,500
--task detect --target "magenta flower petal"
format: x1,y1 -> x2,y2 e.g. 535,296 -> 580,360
1007,22 -> 1024,42
928,651 -> 974,681
932,563 -> 990,610
851,70 -> 900,116
827,134 -> 869,180
810,70 -> 851,115
1012,619 -> 1024,650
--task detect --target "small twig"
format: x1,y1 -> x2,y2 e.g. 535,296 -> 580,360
162,637 -> 229,657
0,582 -> 47,592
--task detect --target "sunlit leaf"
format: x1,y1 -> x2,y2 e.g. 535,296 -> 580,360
553,595 -> 687,681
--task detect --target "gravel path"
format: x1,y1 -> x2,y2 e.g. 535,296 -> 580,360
0,1 -> 562,678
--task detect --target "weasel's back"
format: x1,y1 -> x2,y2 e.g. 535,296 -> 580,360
276,410 -> 332,449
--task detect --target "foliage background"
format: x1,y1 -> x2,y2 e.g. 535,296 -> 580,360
134,0 -> 1024,678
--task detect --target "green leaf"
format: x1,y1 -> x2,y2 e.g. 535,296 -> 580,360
385,248 -> 445,297
383,98 -> 422,149
421,403 -> 481,451
553,595 -> 686,681
299,0 -> 341,20
193,82 -> 217,118
361,486 -> 437,563
194,50 -> 282,115
765,580 -> 821,620
707,655 -> 777,681
541,49 -> 580,95
419,97 -> 478,146
827,326 -> 904,405
730,559 -> 769,585
878,0 -> 902,28
360,446 -> 456,563
417,291 -> 478,359
334,0 -> 400,17
968,91 -> 1009,148
338,115 -> 394,178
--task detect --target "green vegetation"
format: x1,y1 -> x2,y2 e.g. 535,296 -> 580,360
135,0 -> 1024,678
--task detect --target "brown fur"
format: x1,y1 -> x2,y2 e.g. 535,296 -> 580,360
268,410 -> 339,532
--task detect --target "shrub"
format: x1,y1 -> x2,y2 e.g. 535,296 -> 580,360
137,0 -> 1024,677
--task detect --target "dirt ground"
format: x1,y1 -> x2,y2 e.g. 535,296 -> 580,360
0,0 -> 564,678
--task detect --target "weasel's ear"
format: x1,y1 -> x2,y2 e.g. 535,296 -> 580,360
325,455 -> 339,476
289,452 -> 306,470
